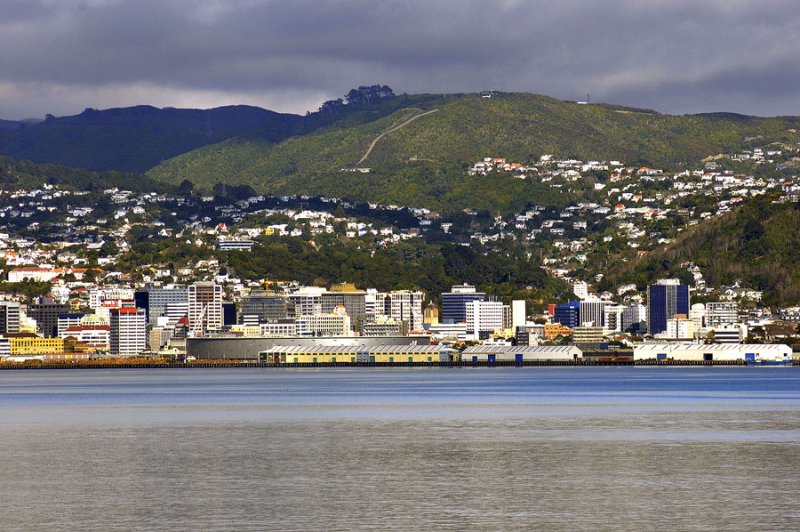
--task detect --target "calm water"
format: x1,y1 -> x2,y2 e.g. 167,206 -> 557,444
1,367 -> 799,531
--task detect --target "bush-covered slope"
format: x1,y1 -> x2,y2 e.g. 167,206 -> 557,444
0,105 -> 302,173
148,92 -> 800,212
0,155 -> 171,193
598,194 -> 800,306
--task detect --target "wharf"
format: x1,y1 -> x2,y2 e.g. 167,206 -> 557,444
1,360 -> 794,370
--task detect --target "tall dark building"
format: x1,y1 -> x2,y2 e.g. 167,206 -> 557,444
27,297 -> 70,338
647,279 -> 690,335
553,300 -> 580,329
441,284 -> 485,324
0,301 -> 21,335
238,294 -> 289,323
222,302 -> 237,327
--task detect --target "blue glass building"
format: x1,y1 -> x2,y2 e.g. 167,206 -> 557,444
647,280 -> 690,335
553,300 -> 581,328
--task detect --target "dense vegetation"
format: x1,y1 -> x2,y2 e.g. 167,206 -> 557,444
148,92 -> 800,213
0,155 -> 171,193
222,236 -> 570,310
0,105 -> 302,173
597,193 -> 800,306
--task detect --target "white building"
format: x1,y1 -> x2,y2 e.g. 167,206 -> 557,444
461,345 -> 582,362
634,343 -> 792,363
109,308 -> 147,355
706,302 -> 739,327
188,282 -> 223,335
573,281 -> 589,300
579,298 -> 605,328
465,300 -> 504,339
664,316 -> 697,339
511,300 -> 526,330
385,290 -> 424,332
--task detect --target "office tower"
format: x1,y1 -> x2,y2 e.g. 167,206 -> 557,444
0,301 -> 21,335
466,300 -> 504,339
621,304 -> 647,333
188,282 -> 223,335
27,297 -> 70,338
386,290 -> 424,331
706,302 -> 739,328
109,308 -> 147,355
647,279 -> 690,335
441,284 -> 485,324
511,300 -> 526,330
553,300 -> 580,328
134,285 -> 188,325
579,298 -> 605,328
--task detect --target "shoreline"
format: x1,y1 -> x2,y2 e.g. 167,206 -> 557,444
0,360 -> 796,370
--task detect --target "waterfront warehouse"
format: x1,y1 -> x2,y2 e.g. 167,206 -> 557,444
460,345 -> 583,362
187,336 -> 425,360
260,344 -> 450,364
634,343 -> 793,363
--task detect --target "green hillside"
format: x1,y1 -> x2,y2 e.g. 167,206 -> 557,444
0,155 -> 170,193
147,92 -> 800,213
597,193 -> 800,306
0,105 -> 302,173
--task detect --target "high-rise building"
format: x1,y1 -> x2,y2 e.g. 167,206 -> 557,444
134,285 -> 188,325
706,302 -> 739,328
239,293 -> 288,323
188,282 -> 223,335
553,300 -> 580,328
466,300 -> 504,339
109,308 -> 147,355
511,300 -> 526,330
0,301 -> 21,336
647,279 -> 690,335
442,284 -> 485,324
27,297 -> 70,338
622,304 -> 647,333
288,287 -> 325,317
579,299 -> 605,328
322,285 -> 366,326
604,304 -> 626,333
385,290 -> 424,331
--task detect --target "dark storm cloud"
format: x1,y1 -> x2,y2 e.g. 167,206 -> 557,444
1,0 -> 799,118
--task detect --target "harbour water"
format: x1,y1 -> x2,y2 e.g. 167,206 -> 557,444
1,367 -> 799,530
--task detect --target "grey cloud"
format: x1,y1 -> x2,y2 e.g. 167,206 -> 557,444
1,0 -> 799,118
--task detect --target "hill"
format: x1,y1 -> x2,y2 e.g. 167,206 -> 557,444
147,92 -> 800,213
596,193 -> 800,306
0,105 -> 302,173
0,155 -> 171,193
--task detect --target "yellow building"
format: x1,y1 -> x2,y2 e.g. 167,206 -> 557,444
544,323 -> 572,340
260,344 -> 448,364
230,324 -> 262,337
423,303 -> 440,325
8,335 -> 67,356
572,326 -> 604,344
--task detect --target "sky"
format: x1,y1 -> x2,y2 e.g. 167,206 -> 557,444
1,0 -> 799,119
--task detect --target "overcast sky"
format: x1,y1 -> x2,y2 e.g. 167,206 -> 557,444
1,0 -> 799,119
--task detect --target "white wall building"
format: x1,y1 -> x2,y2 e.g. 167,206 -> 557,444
188,282 -> 222,335
634,343 -> 792,363
109,308 -> 147,355
465,300 -> 504,339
